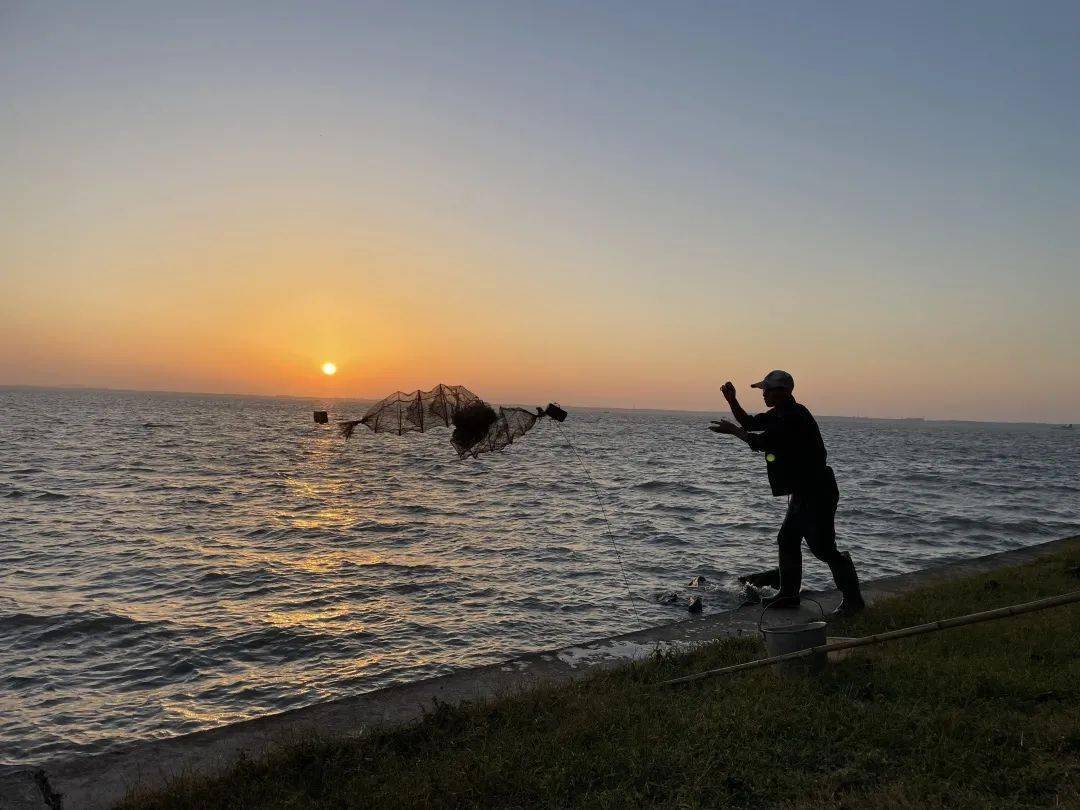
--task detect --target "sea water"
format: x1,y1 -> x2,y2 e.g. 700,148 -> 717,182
1,387 -> 1077,763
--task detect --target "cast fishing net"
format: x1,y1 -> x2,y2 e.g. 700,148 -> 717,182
338,383 -> 565,458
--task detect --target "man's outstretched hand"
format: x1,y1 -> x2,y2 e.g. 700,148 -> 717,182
720,381 -> 737,404
710,419 -> 740,435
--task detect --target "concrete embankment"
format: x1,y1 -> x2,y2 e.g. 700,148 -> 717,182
2,535 -> 1075,809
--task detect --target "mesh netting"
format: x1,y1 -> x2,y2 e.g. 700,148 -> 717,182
339,384 -> 548,458
339,384 -> 480,439
452,406 -> 540,458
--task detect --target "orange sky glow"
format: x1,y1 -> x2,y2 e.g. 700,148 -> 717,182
2,4 -> 1078,423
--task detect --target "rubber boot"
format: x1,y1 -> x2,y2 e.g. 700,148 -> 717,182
829,551 -> 865,617
775,535 -> 802,605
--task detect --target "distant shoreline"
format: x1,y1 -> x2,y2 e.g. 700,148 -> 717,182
2,384 -> 1076,427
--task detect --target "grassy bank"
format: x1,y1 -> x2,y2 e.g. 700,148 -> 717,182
126,540 -> 1080,809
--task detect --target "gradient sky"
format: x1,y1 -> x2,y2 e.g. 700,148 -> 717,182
3,2 -> 1078,421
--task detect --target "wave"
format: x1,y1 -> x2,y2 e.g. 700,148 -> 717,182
0,610 -> 162,642
646,532 -> 691,546
936,515 -> 1056,534
901,472 -> 946,483
340,560 -> 444,575
386,582 -> 425,594
194,568 -> 280,592
395,503 -> 438,516
648,502 -> 705,515
197,569 -> 260,582
633,480 -> 716,497
211,624 -> 363,663
348,520 -> 413,534
242,526 -> 295,540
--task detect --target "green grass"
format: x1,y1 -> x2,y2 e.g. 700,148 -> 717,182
124,540 -> 1080,809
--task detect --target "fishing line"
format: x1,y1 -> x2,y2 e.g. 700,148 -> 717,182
553,420 -> 647,620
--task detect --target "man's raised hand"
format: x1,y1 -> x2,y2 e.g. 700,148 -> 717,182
721,381 -> 737,404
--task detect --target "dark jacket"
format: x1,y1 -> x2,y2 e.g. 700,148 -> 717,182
743,400 -> 830,497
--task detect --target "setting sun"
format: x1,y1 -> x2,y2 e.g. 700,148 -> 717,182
321,362 -> 337,376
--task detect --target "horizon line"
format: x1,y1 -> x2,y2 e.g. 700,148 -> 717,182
1,383 -> 1074,427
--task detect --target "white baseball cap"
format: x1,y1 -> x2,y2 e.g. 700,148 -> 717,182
750,370 -> 795,391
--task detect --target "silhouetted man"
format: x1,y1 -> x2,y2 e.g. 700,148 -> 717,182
710,370 -> 865,616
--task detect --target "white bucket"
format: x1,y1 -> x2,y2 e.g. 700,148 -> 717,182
760,620 -> 828,674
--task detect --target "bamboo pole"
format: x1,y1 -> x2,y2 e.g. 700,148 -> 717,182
661,590 -> 1080,687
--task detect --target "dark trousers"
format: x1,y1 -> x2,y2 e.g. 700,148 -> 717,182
776,468 -> 857,597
